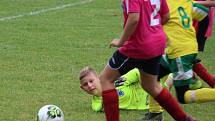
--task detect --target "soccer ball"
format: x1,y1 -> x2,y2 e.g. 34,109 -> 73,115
37,105 -> 64,121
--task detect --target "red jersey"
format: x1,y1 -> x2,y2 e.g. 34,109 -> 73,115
119,0 -> 169,59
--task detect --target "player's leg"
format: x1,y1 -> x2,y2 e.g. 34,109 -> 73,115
100,50 -> 134,121
168,54 -> 199,103
169,54 -> 215,105
184,88 -> 215,103
100,65 -> 120,121
193,58 -> 215,87
145,55 -> 202,120
143,55 -> 173,120
147,55 -> 173,115
143,67 -> 201,121
138,56 -> 194,121
139,71 -> 193,121
196,15 -> 209,52
158,55 -> 172,80
145,92 -> 165,121
175,82 -> 215,104
193,14 -> 215,87
143,75 -> 171,121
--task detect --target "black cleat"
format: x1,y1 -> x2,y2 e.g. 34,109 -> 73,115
140,112 -> 164,121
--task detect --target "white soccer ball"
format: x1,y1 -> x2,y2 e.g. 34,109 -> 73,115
37,105 -> 64,121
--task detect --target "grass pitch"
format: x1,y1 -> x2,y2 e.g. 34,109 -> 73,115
0,0 -> 215,121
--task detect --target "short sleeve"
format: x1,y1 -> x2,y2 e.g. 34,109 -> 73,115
124,0 -> 140,13
91,96 -> 103,112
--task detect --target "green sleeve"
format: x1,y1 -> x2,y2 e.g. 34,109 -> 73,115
91,96 -> 103,112
121,68 -> 140,86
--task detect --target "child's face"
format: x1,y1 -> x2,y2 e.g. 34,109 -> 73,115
80,72 -> 101,96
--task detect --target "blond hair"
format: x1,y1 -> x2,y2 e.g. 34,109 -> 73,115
79,66 -> 97,81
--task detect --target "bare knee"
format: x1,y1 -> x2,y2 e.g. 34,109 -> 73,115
99,66 -> 121,90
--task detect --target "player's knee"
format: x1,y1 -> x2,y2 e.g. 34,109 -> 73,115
99,74 -> 110,84
99,72 -> 117,85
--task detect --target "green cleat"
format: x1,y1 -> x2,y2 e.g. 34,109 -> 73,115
189,80 -> 203,90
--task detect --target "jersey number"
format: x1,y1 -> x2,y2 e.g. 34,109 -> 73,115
150,0 -> 161,26
178,6 -> 190,29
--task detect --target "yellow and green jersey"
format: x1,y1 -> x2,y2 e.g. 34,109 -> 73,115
164,0 -> 208,59
91,68 -> 149,112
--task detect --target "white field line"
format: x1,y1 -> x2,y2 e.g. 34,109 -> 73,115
0,0 -> 93,21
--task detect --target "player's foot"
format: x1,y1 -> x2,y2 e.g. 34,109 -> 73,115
189,80 -> 203,90
186,116 -> 196,121
140,112 -> 163,121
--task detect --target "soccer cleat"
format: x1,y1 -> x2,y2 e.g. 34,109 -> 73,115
141,112 -> 164,121
189,80 -> 203,90
185,116 -> 196,121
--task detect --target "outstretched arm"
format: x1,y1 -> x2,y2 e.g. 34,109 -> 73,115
195,0 -> 215,7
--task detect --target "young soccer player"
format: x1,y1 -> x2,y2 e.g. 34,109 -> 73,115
79,67 -> 149,112
99,0 -> 195,121
143,1 -> 215,120
79,67 -> 205,121
158,0 -> 215,107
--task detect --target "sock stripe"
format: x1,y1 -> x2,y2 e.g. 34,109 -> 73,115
190,90 -> 196,103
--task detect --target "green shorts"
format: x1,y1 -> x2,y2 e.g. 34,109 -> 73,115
161,54 -> 197,86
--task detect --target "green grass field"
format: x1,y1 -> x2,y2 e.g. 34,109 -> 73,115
0,0 -> 215,121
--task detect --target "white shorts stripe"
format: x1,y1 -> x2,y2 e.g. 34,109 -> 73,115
108,58 -> 129,70
173,70 -> 193,80
125,0 -> 129,14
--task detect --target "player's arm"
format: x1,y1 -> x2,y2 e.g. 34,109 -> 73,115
161,13 -> 170,25
160,0 -> 170,25
91,96 -> 103,112
195,0 -> 215,7
110,13 -> 139,48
